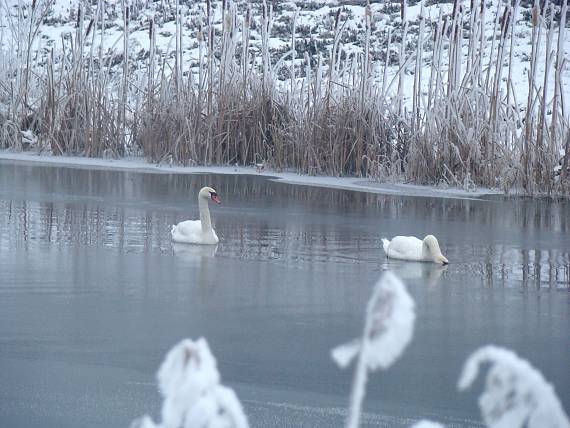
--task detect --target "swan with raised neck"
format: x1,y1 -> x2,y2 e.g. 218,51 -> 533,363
171,186 -> 221,245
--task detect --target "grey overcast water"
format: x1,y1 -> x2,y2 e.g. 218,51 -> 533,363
0,160 -> 569,428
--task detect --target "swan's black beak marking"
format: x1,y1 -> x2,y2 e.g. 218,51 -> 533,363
210,192 -> 221,204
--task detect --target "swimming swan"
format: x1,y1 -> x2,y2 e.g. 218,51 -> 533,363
382,235 -> 449,264
171,187 -> 221,245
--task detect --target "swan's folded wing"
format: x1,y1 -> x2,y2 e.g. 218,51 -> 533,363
176,220 -> 201,234
172,220 -> 202,243
387,236 -> 424,260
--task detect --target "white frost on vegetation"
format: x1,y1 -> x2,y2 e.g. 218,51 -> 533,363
332,271 -> 416,371
332,271 -> 416,428
458,345 -> 570,428
408,421 -> 447,428
132,338 -> 249,428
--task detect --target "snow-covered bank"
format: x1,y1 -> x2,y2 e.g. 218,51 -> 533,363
0,151 -> 499,200
1,0 -> 568,192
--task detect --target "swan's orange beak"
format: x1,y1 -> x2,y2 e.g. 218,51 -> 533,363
211,194 -> 221,204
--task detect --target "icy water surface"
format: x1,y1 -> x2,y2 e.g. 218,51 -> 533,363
0,160 -> 569,428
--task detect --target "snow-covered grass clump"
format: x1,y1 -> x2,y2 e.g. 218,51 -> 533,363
332,271 -> 416,428
409,422 -> 447,428
132,338 -> 249,428
458,345 -> 570,428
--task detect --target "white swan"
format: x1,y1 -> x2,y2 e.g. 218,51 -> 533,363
171,186 -> 221,245
382,235 -> 449,264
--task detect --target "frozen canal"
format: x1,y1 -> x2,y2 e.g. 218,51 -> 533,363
0,160 -> 569,427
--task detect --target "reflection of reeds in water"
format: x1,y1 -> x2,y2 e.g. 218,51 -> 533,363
449,245 -> 570,289
217,222 -> 380,264
1,166 -> 569,288
3,194 -> 568,289
0,199 -> 173,253
7,164 -> 568,236
501,248 -> 570,289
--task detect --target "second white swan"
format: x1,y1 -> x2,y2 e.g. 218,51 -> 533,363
382,235 -> 449,264
171,186 -> 221,245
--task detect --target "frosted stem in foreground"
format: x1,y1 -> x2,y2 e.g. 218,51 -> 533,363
132,338 -> 249,428
458,345 -> 570,428
331,272 -> 416,428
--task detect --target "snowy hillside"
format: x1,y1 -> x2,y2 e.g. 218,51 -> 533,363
2,0 -> 568,107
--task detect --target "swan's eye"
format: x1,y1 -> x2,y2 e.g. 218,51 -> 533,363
209,192 -> 221,204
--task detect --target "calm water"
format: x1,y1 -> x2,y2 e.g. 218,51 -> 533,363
0,160 -> 569,428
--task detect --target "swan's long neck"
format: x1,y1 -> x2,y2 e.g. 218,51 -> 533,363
423,238 -> 442,260
421,242 -> 431,259
198,197 -> 213,233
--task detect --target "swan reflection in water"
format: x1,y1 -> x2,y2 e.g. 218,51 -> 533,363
172,242 -> 218,263
384,261 -> 448,287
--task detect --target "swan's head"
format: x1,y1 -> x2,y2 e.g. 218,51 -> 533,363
424,235 -> 448,264
199,186 -> 221,204
434,254 -> 449,265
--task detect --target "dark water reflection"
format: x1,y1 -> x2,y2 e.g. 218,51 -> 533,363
2,163 -> 569,288
0,161 -> 569,428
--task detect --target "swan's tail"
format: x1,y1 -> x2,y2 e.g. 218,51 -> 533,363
171,224 -> 177,237
381,238 -> 390,254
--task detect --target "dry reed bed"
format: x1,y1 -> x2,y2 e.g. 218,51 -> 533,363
0,0 -> 569,194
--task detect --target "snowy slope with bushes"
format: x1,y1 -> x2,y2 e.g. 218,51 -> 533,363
1,0 -> 569,193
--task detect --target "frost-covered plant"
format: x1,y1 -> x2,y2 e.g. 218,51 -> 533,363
458,345 -> 570,428
132,338 -> 249,428
409,422 -> 446,428
331,271 -> 416,428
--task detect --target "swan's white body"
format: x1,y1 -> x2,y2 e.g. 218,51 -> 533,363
171,187 -> 220,245
382,235 -> 448,264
